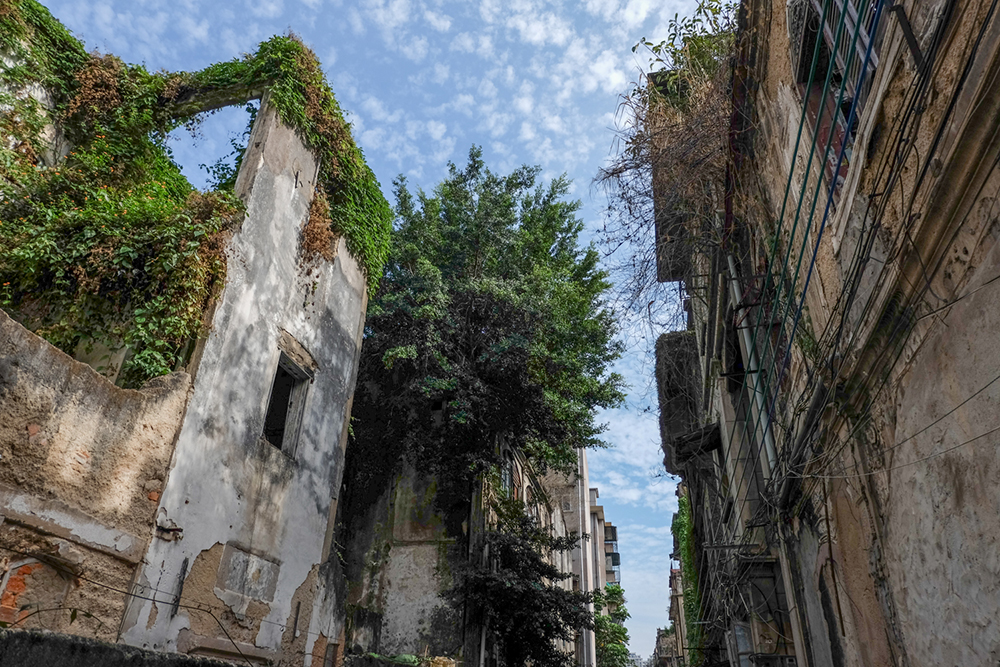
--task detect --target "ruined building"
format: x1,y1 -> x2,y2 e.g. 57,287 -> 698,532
0,1 -> 391,663
654,0 -> 1000,663
0,5 -> 612,667
335,437 -> 613,667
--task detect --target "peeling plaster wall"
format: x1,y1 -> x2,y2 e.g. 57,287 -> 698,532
119,99 -> 367,664
877,215 -> 1000,666
675,0 -> 1000,664
0,309 -> 191,636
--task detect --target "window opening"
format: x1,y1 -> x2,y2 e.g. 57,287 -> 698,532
793,0 -> 886,196
262,352 -> 311,455
323,643 -> 340,667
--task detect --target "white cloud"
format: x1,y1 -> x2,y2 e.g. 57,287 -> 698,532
450,93 -> 476,116
321,46 -> 338,69
431,63 -> 450,84
452,32 -> 476,53
360,95 -> 403,123
402,35 -> 429,61
589,48 -> 629,94
432,135 -> 456,163
364,0 -> 413,32
622,0 -> 657,27
426,119 -> 447,141
519,120 -> 537,143
177,15 -> 209,43
478,77 -> 498,99
348,8 -> 365,33
424,9 -> 452,31
514,80 -> 535,115
251,0 -> 283,18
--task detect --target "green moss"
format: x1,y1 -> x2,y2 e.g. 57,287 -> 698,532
0,0 -> 391,386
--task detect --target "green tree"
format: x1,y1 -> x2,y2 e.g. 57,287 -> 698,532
450,498 -> 594,667
344,146 -> 625,666
594,584 -> 631,667
349,145 -> 624,487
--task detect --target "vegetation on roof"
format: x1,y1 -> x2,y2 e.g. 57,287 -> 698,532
0,0 -> 391,386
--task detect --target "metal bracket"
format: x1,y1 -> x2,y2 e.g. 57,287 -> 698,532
887,3 -> 926,71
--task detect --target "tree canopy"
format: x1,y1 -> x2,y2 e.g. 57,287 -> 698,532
350,145 -> 624,493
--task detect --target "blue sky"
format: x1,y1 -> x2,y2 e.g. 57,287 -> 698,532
43,0 -> 693,656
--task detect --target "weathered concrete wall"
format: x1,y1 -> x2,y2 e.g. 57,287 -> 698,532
119,97 -> 368,665
875,209 -> 1000,666
378,467 -> 463,657
0,628 -> 231,667
0,309 -> 191,637
341,451 -> 582,664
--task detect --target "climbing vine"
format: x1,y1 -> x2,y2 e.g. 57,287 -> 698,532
0,0 -> 391,386
671,495 -> 704,665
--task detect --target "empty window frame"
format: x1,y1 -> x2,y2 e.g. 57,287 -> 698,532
262,352 -> 311,455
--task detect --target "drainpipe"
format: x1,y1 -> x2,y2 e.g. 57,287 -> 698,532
727,254 -> 778,476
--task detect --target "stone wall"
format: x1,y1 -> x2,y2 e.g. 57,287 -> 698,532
0,629 -> 231,667
0,309 -> 190,639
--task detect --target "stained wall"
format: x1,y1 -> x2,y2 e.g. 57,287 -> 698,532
118,98 -> 368,665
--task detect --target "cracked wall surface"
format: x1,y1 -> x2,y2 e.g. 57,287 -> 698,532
118,97 -> 367,665
0,309 -> 191,637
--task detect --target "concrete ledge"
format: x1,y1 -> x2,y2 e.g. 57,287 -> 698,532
0,484 -> 145,563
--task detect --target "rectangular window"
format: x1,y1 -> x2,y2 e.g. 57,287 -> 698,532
262,352 -> 311,455
792,0 -> 885,195
323,643 -> 340,667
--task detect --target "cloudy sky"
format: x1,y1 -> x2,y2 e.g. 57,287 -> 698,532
44,0 -> 694,655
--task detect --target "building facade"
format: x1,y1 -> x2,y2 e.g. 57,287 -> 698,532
655,0 -> 1000,663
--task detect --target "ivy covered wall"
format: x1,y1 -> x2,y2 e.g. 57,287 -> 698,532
0,0 -> 391,385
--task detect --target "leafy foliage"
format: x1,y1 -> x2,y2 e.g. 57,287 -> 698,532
671,495 -> 703,664
450,498 -> 593,667
634,0 -> 735,88
350,146 -> 624,492
594,584 -> 631,667
0,0 -> 391,385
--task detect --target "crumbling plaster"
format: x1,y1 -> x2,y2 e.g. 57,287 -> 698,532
876,227 -> 1000,666
0,311 -> 192,637
120,99 -> 367,662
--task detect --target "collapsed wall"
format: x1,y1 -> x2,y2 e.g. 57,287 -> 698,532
0,2 -> 390,663
0,309 -> 190,638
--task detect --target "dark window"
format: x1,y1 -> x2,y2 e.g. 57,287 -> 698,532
792,0 -> 886,195
262,353 -> 310,455
323,643 -> 340,667
500,453 -> 514,498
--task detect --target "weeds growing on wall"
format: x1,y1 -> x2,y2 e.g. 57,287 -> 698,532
0,0 -> 391,386
671,495 -> 704,665
596,0 -> 736,331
